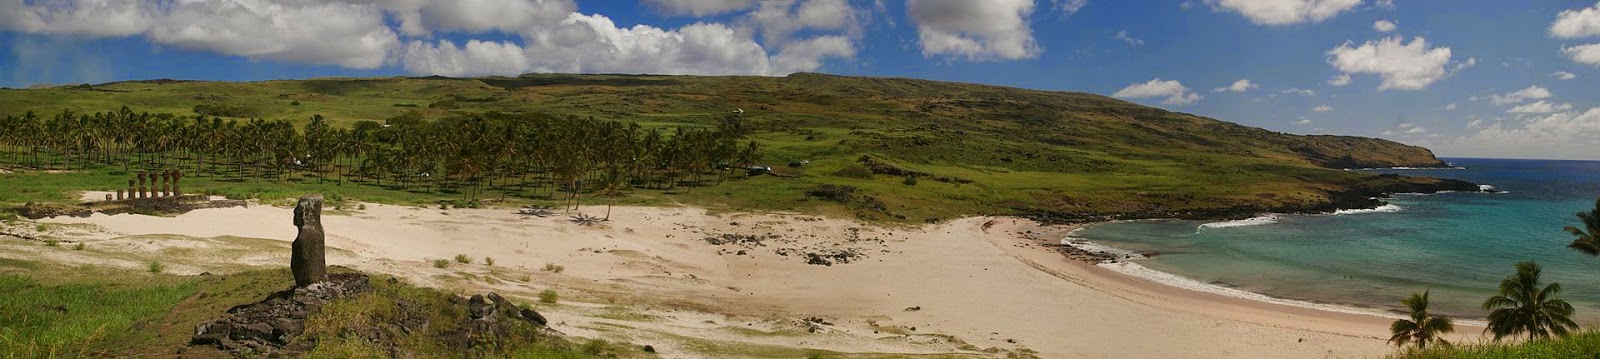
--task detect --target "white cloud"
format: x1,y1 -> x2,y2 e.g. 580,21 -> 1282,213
1553,71 -> 1578,80
1550,2 -> 1600,39
1206,0 -> 1363,26
1405,126 -> 1427,134
1212,79 -> 1257,92
906,0 -> 1040,61
0,0 -> 860,76
642,0 -> 754,17
1373,20 -> 1396,32
1294,118 -> 1313,125
1113,30 -> 1144,46
1051,0 -> 1089,15
1281,88 -> 1316,96
1488,85 -> 1553,105
1507,100 -> 1574,114
1113,78 -> 1202,105
1563,43 -> 1600,65
1443,103 -> 1457,111
1326,36 -> 1460,90
1312,105 -> 1332,112
1467,118 -> 1484,129
1442,107 -> 1600,160
1327,73 -> 1351,86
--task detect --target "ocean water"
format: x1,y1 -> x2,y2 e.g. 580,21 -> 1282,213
1071,158 -> 1600,321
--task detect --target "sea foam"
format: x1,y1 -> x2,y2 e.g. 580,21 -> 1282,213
1197,215 -> 1278,229
1331,204 -> 1402,215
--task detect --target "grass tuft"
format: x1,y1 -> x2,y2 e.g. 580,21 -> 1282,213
432,259 -> 449,269
43,239 -> 58,247
454,254 -> 471,264
538,289 -> 558,304
146,261 -> 163,274
542,263 -> 565,273
484,257 -> 494,266
72,242 -> 85,250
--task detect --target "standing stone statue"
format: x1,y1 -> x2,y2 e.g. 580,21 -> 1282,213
126,180 -> 135,200
172,170 -> 183,196
291,194 -> 327,287
137,171 -> 148,199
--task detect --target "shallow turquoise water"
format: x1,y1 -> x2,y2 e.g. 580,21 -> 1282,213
1072,158 -> 1600,320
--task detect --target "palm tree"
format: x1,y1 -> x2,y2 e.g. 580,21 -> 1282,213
1483,261 -> 1578,341
1566,198 -> 1600,256
1389,291 -> 1454,349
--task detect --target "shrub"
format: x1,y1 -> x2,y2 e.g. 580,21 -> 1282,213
357,204 -> 366,210
432,259 -> 449,268
805,184 -> 859,202
73,242 -> 85,250
542,263 -> 565,273
43,239 -> 58,247
148,261 -> 164,274
289,100 -> 301,106
454,254 -> 471,264
439,202 -> 450,210
902,175 -> 919,186
34,223 -> 47,232
484,257 -> 495,266
538,289 -> 558,304
830,164 -> 874,179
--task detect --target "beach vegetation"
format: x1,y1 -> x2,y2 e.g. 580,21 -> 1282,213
1393,329 -> 1600,359
431,259 -> 449,269
453,254 -> 470,264
539,289 -> 558,304
1388,291 -> 1454,349
146,261 -> 163,274
1564,198 -> 1600,256
1482,261 -> 1578,341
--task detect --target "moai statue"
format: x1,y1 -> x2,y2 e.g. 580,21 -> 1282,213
159,170 -> 171,197
105,194 -> 113,201
290,194 -> 327,287
172,170 -> 183,196
137,171 -> 148,199
126,179 -> 136,199
116,189 -> 125,200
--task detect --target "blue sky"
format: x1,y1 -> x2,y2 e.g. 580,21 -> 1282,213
4,0 -> 1600,160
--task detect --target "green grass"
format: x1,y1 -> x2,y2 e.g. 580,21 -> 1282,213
0,274 -> 197,358
146,261 -> 163,274
1392,330 -> 1600,358
0,73 -> 1457,223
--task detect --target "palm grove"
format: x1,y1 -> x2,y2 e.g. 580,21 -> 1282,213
0,106 -> 764,212
1388,200 -> 1600,350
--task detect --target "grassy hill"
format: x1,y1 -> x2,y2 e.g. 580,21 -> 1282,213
0,73 -> 1463,222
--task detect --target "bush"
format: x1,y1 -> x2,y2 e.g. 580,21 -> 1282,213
902,175 -> 919,186
147,261 -> 164,274
542,263 -> 565,273
289,100 -> 301,106
357,204 -> 366,210
538,289 -> 558,304
805,184 -> 859,202
830,164 -> 874,179
73,242 -> 85,250
454,254 -> 471,264
484,257 -> 495,266
432,259 -> 449,268
43,239 -> 58,247
34,223 -> 47,232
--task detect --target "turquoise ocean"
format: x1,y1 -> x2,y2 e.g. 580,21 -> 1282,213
1070,158 -> 1600,321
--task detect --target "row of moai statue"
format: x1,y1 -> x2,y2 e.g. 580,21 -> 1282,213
111,170 -> 184,201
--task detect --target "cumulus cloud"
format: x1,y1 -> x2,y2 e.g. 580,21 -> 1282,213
1553,71 -> 1578,80
1206,0 -> 1363,25
1312,105 -> 1332,112
1507,100 -> 1573,114
0,0 -> 859,76
1113,30 -> 1144,46
1326,36 -> 1461,90
1328,73 -> 1351,86
1551,2 -> 1600,39
1563,43 -> 1600,65
642,0 -> 754,17
1441,107 -> 1600,160
1113,78 -> 1202,105
1373,20 -> 1396,32
906,0 -> 1039,61
1444,103 -> 1457,111
1488,85 -> 1553,105
1051,0 -> 1089,15
1294,118 -> 1313,125
1212,79 -> 1257,92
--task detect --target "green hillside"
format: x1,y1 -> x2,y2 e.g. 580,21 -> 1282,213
0,73 -> 1465,222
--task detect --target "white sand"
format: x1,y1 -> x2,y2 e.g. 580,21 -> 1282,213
32,204 -> 1477,358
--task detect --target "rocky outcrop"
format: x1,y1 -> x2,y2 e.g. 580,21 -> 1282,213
191,272 -> 373,355
1286,135 -> 1451,169
291,194 -> 326,288
1022,174 -> 1489,224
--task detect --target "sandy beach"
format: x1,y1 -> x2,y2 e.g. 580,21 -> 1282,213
8,198 -> 1487,358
